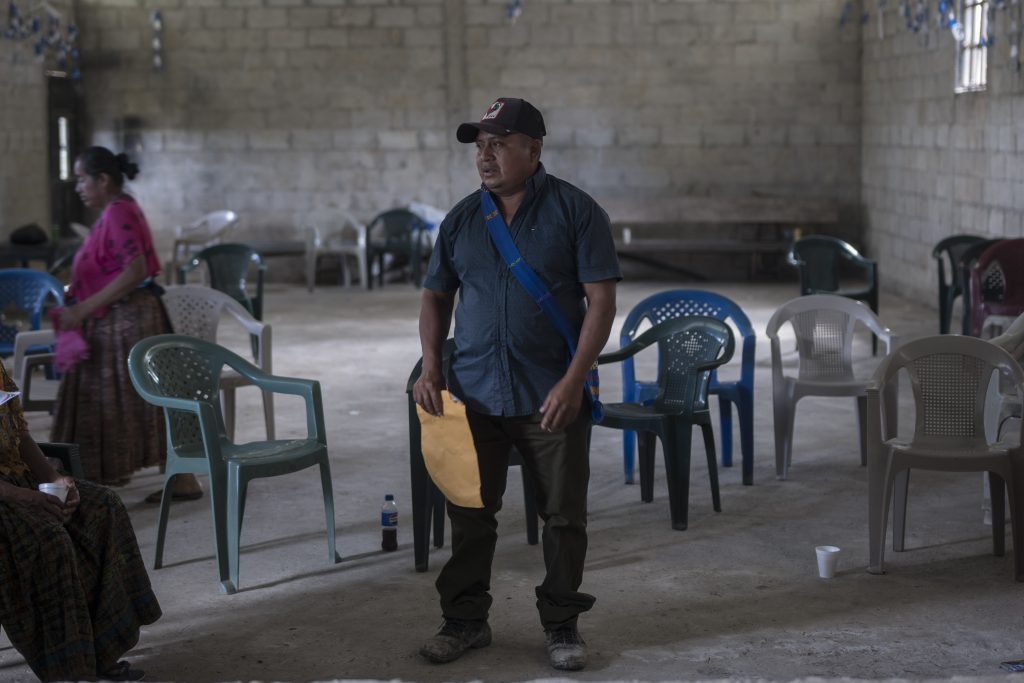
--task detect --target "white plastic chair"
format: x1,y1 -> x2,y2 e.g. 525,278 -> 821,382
11,329 -> 58,412
69,222 -> 91,239
766,294 -> 898,480
169,210 -> 239,283
161,285 -> 274,440
865,335 -> 1024,581
305,212 -> 369,291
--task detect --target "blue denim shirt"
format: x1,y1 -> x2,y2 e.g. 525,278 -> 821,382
423,164 -> 622,416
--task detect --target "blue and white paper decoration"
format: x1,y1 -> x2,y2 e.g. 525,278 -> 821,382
2,1 -> 80,79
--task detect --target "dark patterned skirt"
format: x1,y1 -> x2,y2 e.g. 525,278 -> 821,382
0,473 -> 162,681
51,287 -> 170,485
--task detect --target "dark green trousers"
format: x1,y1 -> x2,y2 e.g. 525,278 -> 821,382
436,403 -> 596,629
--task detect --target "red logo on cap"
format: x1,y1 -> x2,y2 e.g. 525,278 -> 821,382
481,100 -> 504,121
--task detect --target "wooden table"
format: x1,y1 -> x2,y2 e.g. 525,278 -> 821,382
596,196 -> 841,280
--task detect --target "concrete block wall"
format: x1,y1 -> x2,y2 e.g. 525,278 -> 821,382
861,4 -> 1024,307
63,0 -> 860,270
0,41 -> 48,236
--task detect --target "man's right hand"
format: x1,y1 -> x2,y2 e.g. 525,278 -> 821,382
413,366 -> 446,416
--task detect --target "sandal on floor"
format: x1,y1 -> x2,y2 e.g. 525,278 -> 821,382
144,488 -> 204,504
99,660 -> 145,681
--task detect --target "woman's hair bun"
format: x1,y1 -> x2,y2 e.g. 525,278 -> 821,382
116,152 -> 140,180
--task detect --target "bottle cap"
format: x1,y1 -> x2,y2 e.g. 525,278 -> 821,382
385,494 -> 394,501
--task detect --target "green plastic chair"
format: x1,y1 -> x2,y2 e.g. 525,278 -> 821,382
128,334 -> 337,594
597,316 -> 735,531
178,243 -> 266,321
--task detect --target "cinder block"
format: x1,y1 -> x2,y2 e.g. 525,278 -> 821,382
247,8 -> 288,29
204,8 -> 245,29
267,28 -> 307,49
375,7 -> 416,27
378,130 -> 420,150
248,131 -> 291,150
288,8 -> 331,28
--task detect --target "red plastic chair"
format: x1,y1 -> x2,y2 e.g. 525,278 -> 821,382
968,239 -> 1024,337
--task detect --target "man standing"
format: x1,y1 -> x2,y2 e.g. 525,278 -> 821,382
412,97 -> 620,671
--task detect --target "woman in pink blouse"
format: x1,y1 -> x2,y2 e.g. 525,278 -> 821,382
51,146 -> 201,499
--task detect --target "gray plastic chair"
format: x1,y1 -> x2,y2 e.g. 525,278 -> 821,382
128,334 -> 337,594
766,294 -> 898,480
305,213 -> 369,291
865,335 -> 1024,581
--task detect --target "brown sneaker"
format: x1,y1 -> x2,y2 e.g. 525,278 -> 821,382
419,618 -> 492,663
545,624 -> 586,671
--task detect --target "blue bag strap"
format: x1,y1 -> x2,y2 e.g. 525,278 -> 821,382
480,190 -> 603,422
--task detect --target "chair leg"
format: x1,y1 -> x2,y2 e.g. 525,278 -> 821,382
989,471 -> 1006,557
1008,457 -> 1024,581
773,387 -> 797,480
938,287 -> 951,335
410,400 -> 434,572
320,457 -> 340,563
358,253 -> 369,291
623,430 -> 636,485
660,422 -> 694,531
700,422 -> 721,513
209,468 -> 235,594
226,470 -> 245,595
306,253 -> 317,293
262,388 -> 275,441
868,457 -> 896,575
519,466 -> 539,545
738,388 -> 754,486
891,468 -> 910,552
637,431 -> 657,503
717,397 -> 734,468
222,387 -> 236,441
856,394 -> 868,467
153,476 -> 175,570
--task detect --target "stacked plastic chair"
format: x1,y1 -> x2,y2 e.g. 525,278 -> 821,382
617,290 -> 755,485
766,294 -> 897,480
932,234 -> 985,334
866,335 -> 1024,581
598,316 -> 735,530
967,238 -> 1024,338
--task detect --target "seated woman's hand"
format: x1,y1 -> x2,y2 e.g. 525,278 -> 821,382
57,476 -> 80,522
10,487 -> 67,521
58,304 -> 86,330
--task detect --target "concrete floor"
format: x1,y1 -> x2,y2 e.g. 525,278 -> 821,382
2,279 -> 1022,683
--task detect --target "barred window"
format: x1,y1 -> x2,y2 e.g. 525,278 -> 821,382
956,0 -> 989,92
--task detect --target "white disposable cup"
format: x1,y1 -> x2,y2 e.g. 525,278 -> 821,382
38,482 -> 70,504
815,545 -> 840,578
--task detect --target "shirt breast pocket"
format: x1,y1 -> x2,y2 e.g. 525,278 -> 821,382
522,223 -> 574,278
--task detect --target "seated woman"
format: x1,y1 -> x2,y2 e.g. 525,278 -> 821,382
0,359 -> 161,682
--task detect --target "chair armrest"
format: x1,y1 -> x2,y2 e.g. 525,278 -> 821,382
13,329 -> 55,377
38,442 -> 84,479
219,356 -> 324,442
597,337 -> 647,365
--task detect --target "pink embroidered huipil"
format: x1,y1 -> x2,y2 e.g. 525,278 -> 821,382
69,196 -> 162,318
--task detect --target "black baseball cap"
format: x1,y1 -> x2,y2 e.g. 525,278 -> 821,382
456,97 -> 546,143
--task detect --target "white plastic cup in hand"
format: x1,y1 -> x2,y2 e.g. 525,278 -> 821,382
38,482 -> 70,504
815,545 -> 840,578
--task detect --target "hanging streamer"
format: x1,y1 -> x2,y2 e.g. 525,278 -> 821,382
2,1 -> 80,79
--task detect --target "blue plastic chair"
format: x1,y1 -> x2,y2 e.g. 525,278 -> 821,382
618,290 -> 756,486
0,269 -> 64,357
128,334 -> 338,594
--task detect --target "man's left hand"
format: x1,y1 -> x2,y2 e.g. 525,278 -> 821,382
539,377 -> 583,431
